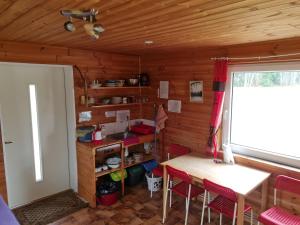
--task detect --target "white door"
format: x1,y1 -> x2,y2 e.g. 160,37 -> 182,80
0,63 -> 70,208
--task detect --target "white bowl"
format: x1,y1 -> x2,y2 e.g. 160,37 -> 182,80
106,157 -> 121,165
107,163 -> 120,169
90,83 -> 102,89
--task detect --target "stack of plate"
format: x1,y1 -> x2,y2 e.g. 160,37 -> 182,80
104,80 -> 125,87
133,153 -> 143,162
104,80 -> 116,87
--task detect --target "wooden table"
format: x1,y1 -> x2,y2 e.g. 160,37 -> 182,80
161,154 -> 271,225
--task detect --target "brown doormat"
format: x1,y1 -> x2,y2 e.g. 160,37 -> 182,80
13,189 -> 88,225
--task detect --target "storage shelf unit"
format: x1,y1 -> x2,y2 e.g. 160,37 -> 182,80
77,134 -> 155,208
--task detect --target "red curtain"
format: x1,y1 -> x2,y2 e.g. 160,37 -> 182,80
207,60 -> 228,159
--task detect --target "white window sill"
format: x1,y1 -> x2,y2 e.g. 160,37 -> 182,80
233,153 -> 300,175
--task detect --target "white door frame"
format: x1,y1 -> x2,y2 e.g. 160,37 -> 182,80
0,62 -> 78,192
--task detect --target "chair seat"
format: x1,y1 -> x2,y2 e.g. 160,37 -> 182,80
208,195 -> 252,219
152,166 -> 163,177
258,207 -> 300,225
171,181 -> 204,198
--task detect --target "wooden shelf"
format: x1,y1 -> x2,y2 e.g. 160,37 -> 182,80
90,103 -> 141,108
89,86 -> 151,90
124,155 -> 154,169
95,167 -> 121,178
77,102 -> 154,110
95,155 -> 154,177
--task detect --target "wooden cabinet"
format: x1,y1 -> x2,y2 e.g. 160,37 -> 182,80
77,134 -> 155,207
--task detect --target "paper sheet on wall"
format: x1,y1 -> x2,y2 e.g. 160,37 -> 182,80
116,110 -> 130,122
78,111 -> 92,122
168,100 -> 181,113
159,81 -> 169,99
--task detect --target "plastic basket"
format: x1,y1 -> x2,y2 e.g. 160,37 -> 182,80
146,172 -> 162,192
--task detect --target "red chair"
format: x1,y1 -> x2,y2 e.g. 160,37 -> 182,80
258,175 -> 300,225
201,179 -> 253,225
150,144 -> 190,199
166,165 -> 204,225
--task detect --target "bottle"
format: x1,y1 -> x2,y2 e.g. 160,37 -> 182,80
92,124 -> 103,144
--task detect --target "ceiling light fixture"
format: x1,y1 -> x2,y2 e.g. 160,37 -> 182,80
83,23 -> 105,39
64,18 -> 76,32
60,9 -> 105,39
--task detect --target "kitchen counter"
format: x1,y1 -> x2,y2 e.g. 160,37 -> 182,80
77,137 -> 122,151
77,133 -> 155,152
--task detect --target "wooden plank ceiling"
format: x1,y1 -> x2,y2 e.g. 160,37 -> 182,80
0,0 -> 299,54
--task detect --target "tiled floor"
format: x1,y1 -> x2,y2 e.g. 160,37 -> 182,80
50,184 -> 244,225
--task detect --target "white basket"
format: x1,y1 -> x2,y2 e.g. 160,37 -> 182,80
145,173 -> 162,192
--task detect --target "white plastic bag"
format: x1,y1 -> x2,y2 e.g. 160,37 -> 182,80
223,144 -> 235,164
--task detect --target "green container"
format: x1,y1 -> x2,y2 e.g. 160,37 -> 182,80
110,170 -> 127,182
126,165 -> 145,186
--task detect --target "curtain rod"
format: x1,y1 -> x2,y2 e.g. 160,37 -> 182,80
211,52 -> 300,61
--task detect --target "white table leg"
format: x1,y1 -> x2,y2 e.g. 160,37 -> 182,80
162,165 -> 168,223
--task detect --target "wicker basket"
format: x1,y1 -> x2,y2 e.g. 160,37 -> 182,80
145,172 -> 162,192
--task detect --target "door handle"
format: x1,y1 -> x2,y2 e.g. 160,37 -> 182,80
4,141 -> 13,144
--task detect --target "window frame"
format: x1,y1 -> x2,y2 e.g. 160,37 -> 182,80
223,62 -> 300,168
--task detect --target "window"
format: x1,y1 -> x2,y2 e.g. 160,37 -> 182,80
29,84 -> 43,182
223,63 -> 300,168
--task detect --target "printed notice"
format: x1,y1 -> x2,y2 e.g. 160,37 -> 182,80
168,100 -> 181,113
159,81 -> 169,99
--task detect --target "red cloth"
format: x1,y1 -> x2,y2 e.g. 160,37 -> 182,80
207,60 -> 228,159
123,136 -> 139,146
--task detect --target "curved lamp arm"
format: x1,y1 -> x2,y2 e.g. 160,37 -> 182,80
73,65 -> 88,107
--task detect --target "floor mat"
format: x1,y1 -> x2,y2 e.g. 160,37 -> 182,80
13,190 -> 88,225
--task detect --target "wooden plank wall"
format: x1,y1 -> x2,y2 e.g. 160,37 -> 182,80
142,37 -> 300,216
0,41 -> 141,126
0,41 -> 141,202
142,48 -> 224,152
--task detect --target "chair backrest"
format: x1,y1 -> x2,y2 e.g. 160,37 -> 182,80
274,175 -> 300,205
203,179 -> 237,202
166,165 -> 192,184
275,175 -> 300,195
167,144 -> 190,159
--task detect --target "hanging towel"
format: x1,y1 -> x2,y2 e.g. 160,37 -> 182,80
155,104 -> 168,133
